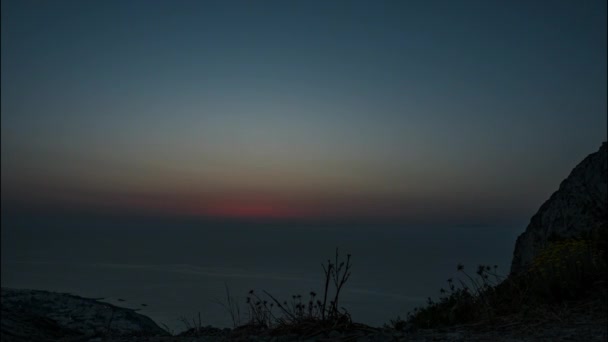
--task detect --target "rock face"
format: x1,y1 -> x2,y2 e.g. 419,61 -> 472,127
511,142 -> 608,274
1,288 -> 169,341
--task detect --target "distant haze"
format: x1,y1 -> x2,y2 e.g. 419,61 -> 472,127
2,0 -> 606,224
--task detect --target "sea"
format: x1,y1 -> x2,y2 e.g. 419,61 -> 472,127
1,214 -> 523,333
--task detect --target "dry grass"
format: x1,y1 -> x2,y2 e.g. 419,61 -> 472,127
222,248 -> 376,338
398,226 -> 608,331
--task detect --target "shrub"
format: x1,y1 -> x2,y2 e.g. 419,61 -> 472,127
231,248 -> 355,337
527,238 -> 607,302
402,229 -> 608,331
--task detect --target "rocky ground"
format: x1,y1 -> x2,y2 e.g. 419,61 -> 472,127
1,288 -> 168,341
2,288 -> 606,342
115,312 -> 608,341
84,319 -> 608,342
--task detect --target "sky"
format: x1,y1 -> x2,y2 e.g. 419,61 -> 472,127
1,0 -> 607,224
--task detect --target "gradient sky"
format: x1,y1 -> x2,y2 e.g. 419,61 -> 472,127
1,0 -> 606,223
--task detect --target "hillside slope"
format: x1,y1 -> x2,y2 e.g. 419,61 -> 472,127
511,142 -> 607,274
1,288 -> 169,341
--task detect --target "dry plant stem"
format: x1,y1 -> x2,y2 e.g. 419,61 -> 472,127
331,250 -> 352,318
459,269 -> 482,296
179,316 -> 192,332
222,283 -> 241,327
263,290 -> 297,322
321,261 -> 333,320
160,322 -> 174,336
460,269 -> 493,317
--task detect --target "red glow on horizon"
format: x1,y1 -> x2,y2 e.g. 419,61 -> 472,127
200,202 -> 307,219
77,191 -> 317,219
13,188 -> 400,220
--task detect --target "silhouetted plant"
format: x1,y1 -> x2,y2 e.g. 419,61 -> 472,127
401,228 -> 608,331
160,322 -> 175,336
179,312 -> 203,337
217,283 -> 242,328
231,248 -> 354,336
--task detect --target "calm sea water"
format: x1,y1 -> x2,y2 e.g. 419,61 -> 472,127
1,215 -> 522,332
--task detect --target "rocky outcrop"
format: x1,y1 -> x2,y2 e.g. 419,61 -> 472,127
511,142 -> 608,274
1,288 -> 169,341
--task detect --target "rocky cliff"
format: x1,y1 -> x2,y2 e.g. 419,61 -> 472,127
1,288 -> 169,341
511,142 -> 608,274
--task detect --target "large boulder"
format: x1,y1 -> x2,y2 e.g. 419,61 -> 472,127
1,288 -> 169,341
510,142 -> 607,274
